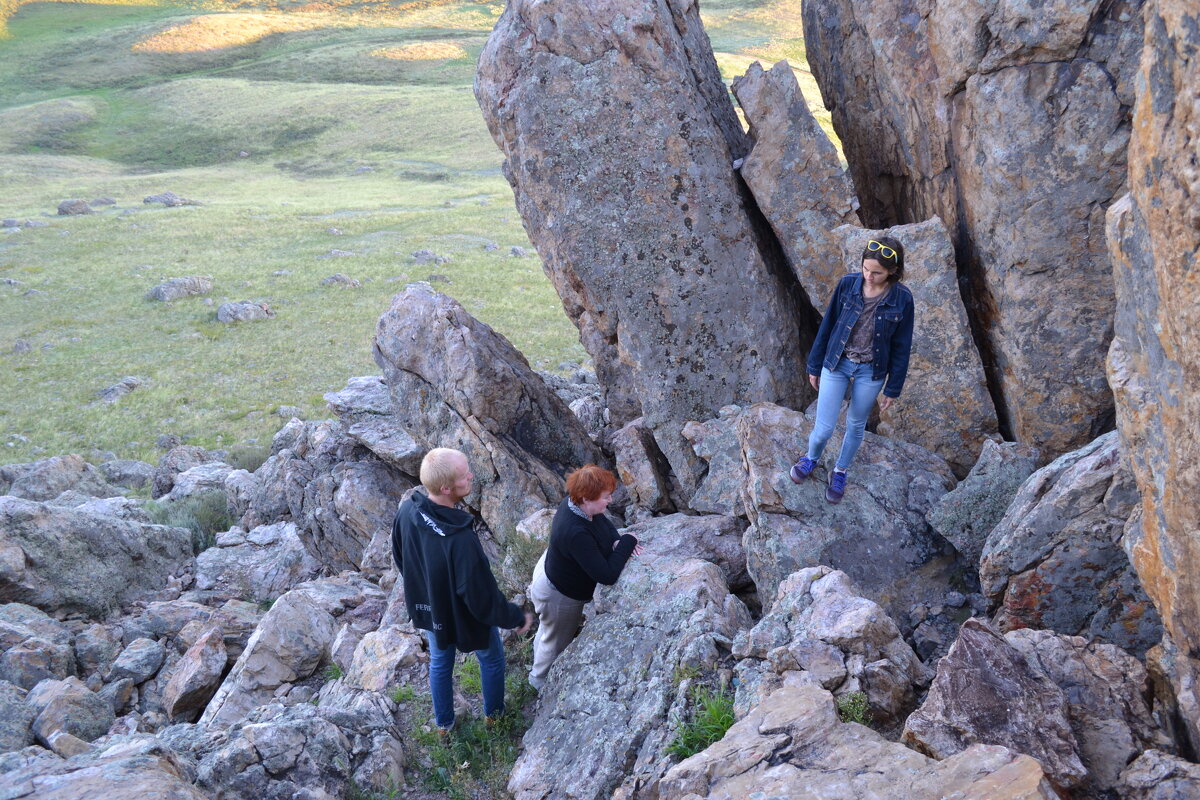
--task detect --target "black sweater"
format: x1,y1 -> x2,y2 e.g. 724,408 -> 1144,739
544,498 -> 637,602
391,490 -> 525,651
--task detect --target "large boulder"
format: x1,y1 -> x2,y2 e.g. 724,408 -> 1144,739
659,685 -> 1062,800
162,626 -> 226,722
731,59 -> 860,298
476,0 -> 811,493
902,619 -> 1087,790
324,375 -> 423,476
193,522 -> 324,604
833,219 -> 998,477
0,497 -> 194,618
0,603 -> 75,690
803,0 -> 1141,461
926,439 -> 1040,566
372,283 -> 602,539
508,551 -> 752,799
0,735 -> 208,799
6,455 -> 120,502
1105,0 -> 1200,754
152,445 -> 217,499
0,680 -> 34,752
732,567 -> 929,725
698,402 -> 957,624
979,431 -> 1162,657
1119,749 -> 1200,800
199,576 -> 383,730
28,676 -> 115,745
621,513 -> 749,593
1006,628 -> 1173,795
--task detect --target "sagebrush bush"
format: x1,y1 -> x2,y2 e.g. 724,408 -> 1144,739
143,489 -> 232,553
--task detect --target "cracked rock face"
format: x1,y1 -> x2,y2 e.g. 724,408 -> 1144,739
1105,0 -> 1200,755
660,684 -> 1062,800
476,0 -> 810,495
373,283 -> 601,540
979,431 -> 1162,658
902,618 -> 1087,790
508,548 -> 751,800
803,0 -> 1141,460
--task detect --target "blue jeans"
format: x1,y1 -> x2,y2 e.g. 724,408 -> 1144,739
807,357 -> 886,471
425,628 -> 506,729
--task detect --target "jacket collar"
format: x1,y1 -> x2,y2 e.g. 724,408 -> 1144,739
851,274 -> 902,308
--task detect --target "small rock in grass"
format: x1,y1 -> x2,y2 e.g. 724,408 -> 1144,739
57,200 -> 92,216
425,274 -> 450,284
275,405 -> 302,419
12,339 -> 31,353
90,197 -> 116,207
96,376 -> 144,404
412,249 -> 450,265
146,276 -> 213,302
322,249 -> 356,258
320,273 -> 361,288
23,220 -> 48,228
143,191 -> 200,207
509,245 -> 527,257
217,301 -> 274,323
2,219 -> 18,227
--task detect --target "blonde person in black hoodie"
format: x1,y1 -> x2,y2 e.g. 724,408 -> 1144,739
391,448 -> 533,732
527,465 -> 641,690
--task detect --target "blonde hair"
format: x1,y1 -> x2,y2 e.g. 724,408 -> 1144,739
420,448 -> 466,495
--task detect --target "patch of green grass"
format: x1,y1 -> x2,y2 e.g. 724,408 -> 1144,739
667,683 -> 736,760
836,690 -> 870,725
455,654 -> 481,694
388,684 -> 415,704
142,488 -> 232,552
323,662 -> 344,682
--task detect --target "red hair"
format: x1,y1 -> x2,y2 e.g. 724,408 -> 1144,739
566,464 -> 617,504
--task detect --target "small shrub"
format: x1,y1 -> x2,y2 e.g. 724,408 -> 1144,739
667,684 -> 735,760
323,663 -> 344,682
143,489 -> 232,553
389,685 -> 415,704
836,691 -> 870,725
226,444 -> 270,473
499,530 -> 546,597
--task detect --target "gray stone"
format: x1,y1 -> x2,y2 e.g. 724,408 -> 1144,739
163,461 -> 233,503
7,454 -> 120,501
94,376 -> 145,404
29,677 -> 115,745
144,191 -> 200,206
107,638 -> 166,685
57,199 -> 93,216
477,0 -> 811,493
927,439 -> 1040,566
622,513 -> 749,593
373,283 -> 602,539
0,680 -> 34,752
146,276 -> 213,302
216,301 -> 273,323
508,551 -> 751,799
98,459 -> 154,490
1,735 -> 208,799
611,417 -> 675,514
902,618 -> 1087,790
732,59 -> 860,300
0,497 -> 194,618
163,626 -> 226,722
152,445 -> 216,499
193,522 -> 323,604
980,431 -> 1161,657
1119,749 -> 1200,800
320,273 -> 360,287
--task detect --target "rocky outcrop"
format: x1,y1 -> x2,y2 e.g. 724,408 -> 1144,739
1,735 -> 208,799
622,513 -> 749,593
834,220 -> 998,476
324,375 -> 423,476
0,603 -> 75,690
696,403 -> 957,624
152,446 -> 217,500
1105,0 -> 1200,755
28,676 -> 115,745
1119,749 -> 1200,799
732,567 -> 929,725
803,0 -> 1141,460
5,454 -> 120,502
199,576 -> 383,730
660,685 -> 1062,800
1006,628 -> 1173,795
162,626 -> 226,722
979,431 -> 1161,657
508,550 -> 751,799
926,439 -> 1040,566
0,498 -> 194,618
193,523 -> 324,604
732,59 -> 860,298
477,0 -> 811,493
373,283 -> 601,538
902,619 -> 1086,790
611,417 -> 676,515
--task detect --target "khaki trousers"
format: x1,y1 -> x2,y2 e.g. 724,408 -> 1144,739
528,552 -> 586,689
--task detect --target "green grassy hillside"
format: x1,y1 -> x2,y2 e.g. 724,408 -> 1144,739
0,0 -> 828,465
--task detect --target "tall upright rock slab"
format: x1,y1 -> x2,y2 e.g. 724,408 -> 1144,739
1105,0 -> 1200,754
476,0 -> 810,493
732,59 -> 861,299
802,0 -> 1143,460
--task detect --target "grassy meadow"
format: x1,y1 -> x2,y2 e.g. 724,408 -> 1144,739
0,0 -> 826,466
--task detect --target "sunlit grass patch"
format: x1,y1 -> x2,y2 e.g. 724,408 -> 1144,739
371,39 -> 465,60
131,12 -> 337,53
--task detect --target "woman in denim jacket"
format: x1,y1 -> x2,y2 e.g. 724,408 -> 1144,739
789,236 -> 914,503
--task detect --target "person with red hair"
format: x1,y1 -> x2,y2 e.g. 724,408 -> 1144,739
527,464 -> 641,690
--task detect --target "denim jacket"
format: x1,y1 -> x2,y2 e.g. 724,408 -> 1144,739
806,274 -> 915,398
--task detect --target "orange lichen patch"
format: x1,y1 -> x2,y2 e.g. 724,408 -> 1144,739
371,40 -> 467,61
131,13 -> 337,53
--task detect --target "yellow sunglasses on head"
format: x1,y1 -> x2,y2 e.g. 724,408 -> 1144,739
867,240 -> 898,260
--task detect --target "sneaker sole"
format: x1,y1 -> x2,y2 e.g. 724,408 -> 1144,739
825,491 -> 843,504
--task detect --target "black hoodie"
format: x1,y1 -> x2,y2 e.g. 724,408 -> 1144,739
391,490 -> 524,652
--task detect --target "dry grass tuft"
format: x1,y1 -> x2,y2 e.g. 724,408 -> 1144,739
370,40 -> 466,61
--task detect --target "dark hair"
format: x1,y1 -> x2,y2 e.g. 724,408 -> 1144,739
861,235 -> 905,284
566,465 -> 618,504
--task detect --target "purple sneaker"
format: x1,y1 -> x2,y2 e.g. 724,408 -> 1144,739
826,470 -> 848,504
789,457 -> 818,483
